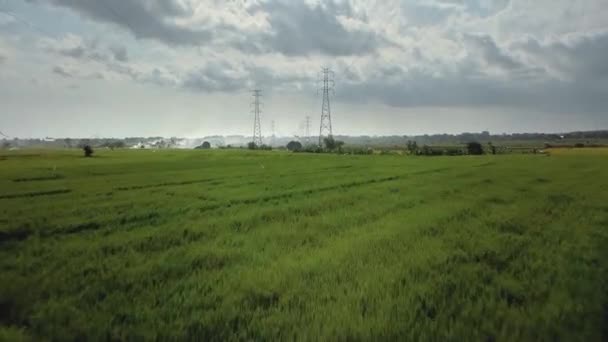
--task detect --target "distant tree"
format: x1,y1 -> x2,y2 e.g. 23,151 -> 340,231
107,141 -> 126,150
466,142 -> 484,155
406,140 -> 418,154
335,140 -> 344,153
77,139 -> 90,149
1,140 -> 10,149
64,138 -> 72,148
202,141 -> 211,149
83,145 -> 94,157
286,141 -> 303,151
323,136 -> 345,152
247,142 -> 257,150
323,136 -> 336,150
488,142 -> 497,155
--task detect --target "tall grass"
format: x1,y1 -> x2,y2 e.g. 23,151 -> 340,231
1,149 -> 607,340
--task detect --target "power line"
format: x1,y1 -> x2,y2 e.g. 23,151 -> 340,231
250,89 -> 263,147
318,67 -> 334,146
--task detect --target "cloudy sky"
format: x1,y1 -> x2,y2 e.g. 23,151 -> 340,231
0,0 -> 607,138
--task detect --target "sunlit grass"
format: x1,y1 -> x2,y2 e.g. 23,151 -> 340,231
1,149 -> 607,340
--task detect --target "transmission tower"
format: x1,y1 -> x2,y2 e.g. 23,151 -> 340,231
305,116 -> 311,145
318,67 -> 334,146
251,89 -> 263,146
271,120 -> 276,146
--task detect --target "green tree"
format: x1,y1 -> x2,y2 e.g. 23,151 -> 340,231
323,136 -> 345,152
488,142 -> 497,155
83,145 -> 94,157
466,142 -> 484,155
406,140 -> 418,154
286,141 -> 303,151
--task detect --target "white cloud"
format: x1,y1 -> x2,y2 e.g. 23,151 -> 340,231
2,0 -> 607,137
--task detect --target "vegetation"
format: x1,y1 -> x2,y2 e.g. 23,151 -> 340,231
83,145 -> 94,157
323,136 -> 345,152
286,141 -> 303,152
195,141 -> 212,150
1,148 -> 607,340
466,141 -> 484,155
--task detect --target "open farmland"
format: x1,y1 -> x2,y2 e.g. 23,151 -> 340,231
1,149 -> 607,340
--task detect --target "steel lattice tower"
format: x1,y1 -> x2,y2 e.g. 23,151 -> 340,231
251,89 -> 263,146
318,67 -> 334,146
305,116 -> 311,145
270,120 -> 276,146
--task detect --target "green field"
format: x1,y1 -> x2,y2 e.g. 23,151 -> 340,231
1,149 -> 607,340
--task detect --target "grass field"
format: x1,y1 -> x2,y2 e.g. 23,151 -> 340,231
1,149 -> 607,341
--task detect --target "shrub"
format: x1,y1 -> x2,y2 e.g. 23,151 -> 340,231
323,136 -> 344,152
83,145 -> 94,157
466,142 -> 484,155
195,141 -> 211,149
286,141 -> 303,152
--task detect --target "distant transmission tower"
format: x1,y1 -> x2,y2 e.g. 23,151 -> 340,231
251,89 -> 263,146
305,116 -> 311,145
271,120 -> 276,146
318,67 -> 334,146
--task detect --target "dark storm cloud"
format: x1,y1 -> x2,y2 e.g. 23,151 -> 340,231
28,0 -> 212,46
182,62 -> 310,93
514,30 -> 608,84
246,1 -> 382,56
463,34 -> 524,71
33,0 -> 382,57
336,31 -> 608,114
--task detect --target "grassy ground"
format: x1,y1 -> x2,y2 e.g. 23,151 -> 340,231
1,149 -> 607,341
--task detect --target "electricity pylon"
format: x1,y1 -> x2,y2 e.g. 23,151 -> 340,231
318,67 -> 334,146
251,89 -> 263,146
305,116 -> 311,145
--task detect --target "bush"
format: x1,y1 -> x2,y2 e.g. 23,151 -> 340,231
247,142 -> 257,150
195,141 -> 211,149
323,136 -> 344,152
286,141 -> 303,152
466,142 -> 484,155
418,145 -> 444,156
343,147 -> 373,155
297,145 -> 323,153
406,140 -> 418,154
444,148 -> 464,156
83,145 -> 94,157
